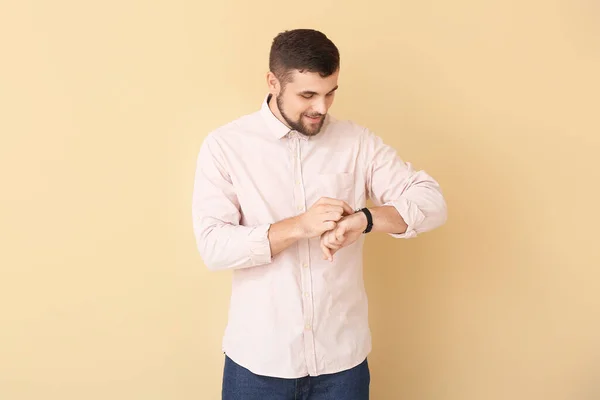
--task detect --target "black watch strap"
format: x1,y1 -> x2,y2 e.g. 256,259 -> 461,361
358,208 -> 373,234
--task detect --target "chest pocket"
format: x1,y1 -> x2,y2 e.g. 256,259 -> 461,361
317,172 -> 356,208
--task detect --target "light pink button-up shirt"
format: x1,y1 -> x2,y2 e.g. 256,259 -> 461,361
192,94 -> 447,378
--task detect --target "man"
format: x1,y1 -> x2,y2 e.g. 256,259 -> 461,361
192,29 -> 447,400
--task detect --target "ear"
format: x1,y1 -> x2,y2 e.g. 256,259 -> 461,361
266,72 -> 281,95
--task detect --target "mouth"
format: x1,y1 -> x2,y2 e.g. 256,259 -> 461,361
304,114 -> 324,123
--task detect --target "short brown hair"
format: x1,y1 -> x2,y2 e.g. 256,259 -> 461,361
269,29 -> 340,84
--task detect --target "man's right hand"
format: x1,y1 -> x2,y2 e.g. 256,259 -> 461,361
296,197 -> 354,238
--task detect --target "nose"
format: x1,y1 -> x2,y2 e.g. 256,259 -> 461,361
312,98 -> 327,115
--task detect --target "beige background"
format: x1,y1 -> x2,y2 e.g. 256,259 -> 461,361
1,0 -> 600,399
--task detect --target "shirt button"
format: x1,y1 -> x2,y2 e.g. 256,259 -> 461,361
305,324 -> 312,330
304,292 -> 310,298
302,263 -> 308,268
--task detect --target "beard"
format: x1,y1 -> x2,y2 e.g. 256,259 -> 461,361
276,94 -> 325,136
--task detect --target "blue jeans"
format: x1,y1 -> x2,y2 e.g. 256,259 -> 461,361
222,355 -> 370,400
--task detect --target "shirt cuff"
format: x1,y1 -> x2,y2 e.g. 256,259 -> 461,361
248,223 -> 273,266
384,198 -> 425,239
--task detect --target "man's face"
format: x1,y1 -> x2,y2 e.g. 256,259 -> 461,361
274,69 -> 339,136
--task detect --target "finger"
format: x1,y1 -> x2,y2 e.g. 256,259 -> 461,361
331,225 -> 346,248
321,232 -> 342,258
324,236 -> 342,249
321,231 -> 335,248
340,201 -> 354,216
329,243 -> 341,260
320,239 -> 332,261
335,225 -> 346,242
319,198 -> 354,214
323,211 -> 343,222
318,204 -> 343,213
323,221 -> 336,231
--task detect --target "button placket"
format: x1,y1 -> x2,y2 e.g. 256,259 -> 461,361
300,236 -> 317,375
290,136 -> 317,376
290,134 -> 305,214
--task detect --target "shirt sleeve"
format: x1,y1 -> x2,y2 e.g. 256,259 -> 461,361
192,134 -> 273,270
363,129 -> 447,238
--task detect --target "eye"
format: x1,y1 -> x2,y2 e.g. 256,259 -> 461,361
326,92 -> 335,97
301,93 -> 314,99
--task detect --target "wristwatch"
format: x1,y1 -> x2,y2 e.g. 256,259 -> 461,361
356,208 -> 373,234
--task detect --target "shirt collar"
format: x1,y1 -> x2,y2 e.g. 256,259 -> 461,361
260,94 -> 292,140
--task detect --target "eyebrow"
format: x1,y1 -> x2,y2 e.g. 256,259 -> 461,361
299,85 -> 339,96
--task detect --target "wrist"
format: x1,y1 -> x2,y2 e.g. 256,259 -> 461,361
290,215 -> 309,239
350,211 -> 368,232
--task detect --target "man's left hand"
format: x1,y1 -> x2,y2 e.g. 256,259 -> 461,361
320,212 -> 367,262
